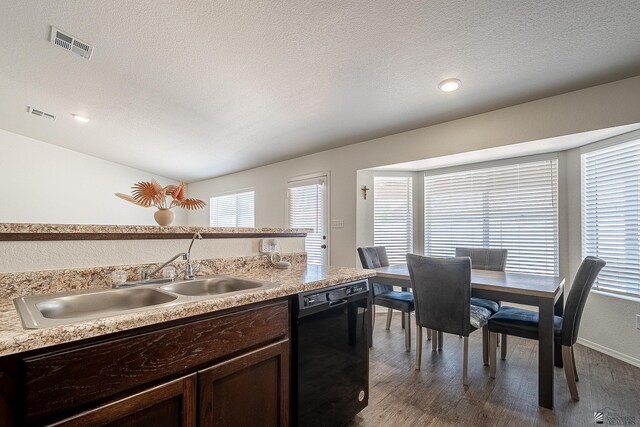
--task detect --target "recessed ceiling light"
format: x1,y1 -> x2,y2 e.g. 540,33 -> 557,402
72,114 -> 89,123
438,78 -> 461,92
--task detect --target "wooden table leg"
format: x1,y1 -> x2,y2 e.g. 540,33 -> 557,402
554,289 -> 564,368
538,297 -> 555,410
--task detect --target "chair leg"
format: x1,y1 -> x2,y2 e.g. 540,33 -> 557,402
501,334 -> 507,360
463,336 -> 469,386
562,345 -> 580,401
482,327 -> 489,366
432,330 -> 438,351
405,312 -> 411,352
385,308 -> 392,330
489,332 -> 497,379
437,331 -> 444,351
571,346 -> 579,382
416,325 -> 422,370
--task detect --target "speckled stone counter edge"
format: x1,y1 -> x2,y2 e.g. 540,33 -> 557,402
0,223 -> 311,234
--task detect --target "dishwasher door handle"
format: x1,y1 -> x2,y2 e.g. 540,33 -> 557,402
328,299 -> 348,307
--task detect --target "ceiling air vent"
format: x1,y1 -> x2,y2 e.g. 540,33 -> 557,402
49,26 -> 94,60
27,106 -> 57,121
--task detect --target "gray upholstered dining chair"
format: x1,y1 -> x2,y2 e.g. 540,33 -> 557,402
455,247 -> 508,364
488,256 -> 606,400
358,247 -> 415,351
407,254 -> 492,386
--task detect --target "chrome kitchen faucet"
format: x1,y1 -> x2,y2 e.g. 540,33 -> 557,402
184,232 -> 202,280
115,232 -> 203,287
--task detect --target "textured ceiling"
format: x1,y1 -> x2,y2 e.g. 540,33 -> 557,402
1,1 -> 640,182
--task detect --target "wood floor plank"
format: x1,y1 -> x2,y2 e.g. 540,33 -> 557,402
346,313 -> 640,426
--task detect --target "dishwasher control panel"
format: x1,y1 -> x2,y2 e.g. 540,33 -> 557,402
301,280 -> 369,308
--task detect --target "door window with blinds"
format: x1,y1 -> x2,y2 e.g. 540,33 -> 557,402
424,156 -> 559,275
287,176 -> 328,266
373,176 -> 413,264
582,136 -> 640,297
209,190 -> 255,227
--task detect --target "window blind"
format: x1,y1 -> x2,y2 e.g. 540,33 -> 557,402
288,179 -> 326,265
424,157 -> 559,275
209,191 -> 255,227
582,138 -> 640,297
373,176 -> 413,264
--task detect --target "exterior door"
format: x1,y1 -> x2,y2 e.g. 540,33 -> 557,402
287,175 -> 329,266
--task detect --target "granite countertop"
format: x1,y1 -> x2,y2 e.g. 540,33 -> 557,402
0,223 -> 311,241
0,264 -> 375,357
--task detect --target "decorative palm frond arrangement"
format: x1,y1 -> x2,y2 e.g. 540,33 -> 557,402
115,179 -> 206,210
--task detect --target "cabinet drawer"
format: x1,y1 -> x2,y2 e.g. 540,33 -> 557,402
23,300 -> 288,423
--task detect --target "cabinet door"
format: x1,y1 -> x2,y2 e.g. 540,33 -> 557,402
49,374 -> 196,427
198,339 -> 289,427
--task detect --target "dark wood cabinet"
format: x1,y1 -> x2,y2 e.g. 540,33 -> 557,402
198,339 -> 289,427
0,299 -> 290,426
49,374 -> 196,427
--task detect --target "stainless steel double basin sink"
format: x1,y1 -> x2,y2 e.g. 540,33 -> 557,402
14,276 -> 278,329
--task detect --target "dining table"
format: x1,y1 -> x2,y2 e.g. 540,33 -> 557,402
372,264 -> 565,410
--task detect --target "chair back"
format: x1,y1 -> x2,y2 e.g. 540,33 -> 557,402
561,256 -> 606,346
455,247 -> 508,271
357,247 -> 392,296
406,254 -> 471,337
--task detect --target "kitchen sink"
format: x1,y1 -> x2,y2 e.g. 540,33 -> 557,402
37,288 -> 177,319
14,287 -> 179,329
14,275 -> 278,329
160,276 -> 271,296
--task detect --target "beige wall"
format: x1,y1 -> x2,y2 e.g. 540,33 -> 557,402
188,76 -> 640,267
0,237 -> 305,273
188,76 -> 640,366
0,128 -> 187,226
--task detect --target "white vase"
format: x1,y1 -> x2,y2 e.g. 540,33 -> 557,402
154,208 -> 174,226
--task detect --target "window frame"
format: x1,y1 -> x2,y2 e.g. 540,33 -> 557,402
423,153 -> 560,275
209,188 -> 255,228
371,172 -> 417,264
581,130 -> 640,298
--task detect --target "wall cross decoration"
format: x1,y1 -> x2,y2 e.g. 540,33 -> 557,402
361,185 -> 370,200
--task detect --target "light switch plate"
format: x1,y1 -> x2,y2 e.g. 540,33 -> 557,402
331,219 -> 344,229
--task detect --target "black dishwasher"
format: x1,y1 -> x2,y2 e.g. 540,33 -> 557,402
292,280 -> 370,427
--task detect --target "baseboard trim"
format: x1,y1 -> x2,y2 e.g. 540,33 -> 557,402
576,337 -> 640,368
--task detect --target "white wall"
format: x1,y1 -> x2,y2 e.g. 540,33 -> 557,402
188,76 -> 640,366
0,128 -> 187,225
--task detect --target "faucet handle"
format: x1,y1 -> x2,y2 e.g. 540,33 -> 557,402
141,268 -> 151,280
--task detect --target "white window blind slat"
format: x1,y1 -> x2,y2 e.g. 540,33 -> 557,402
288,180 -> 326,265
582,137 -> 640,297
210,191 -> 255,227
424,158 -> 559,275
373,176 -> 413,264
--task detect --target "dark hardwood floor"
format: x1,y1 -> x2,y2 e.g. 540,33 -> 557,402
348,312 -> 640,426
